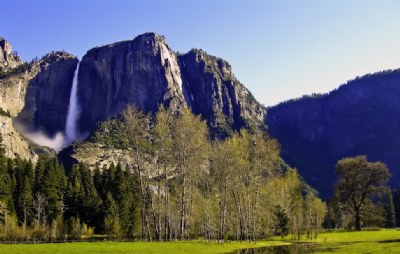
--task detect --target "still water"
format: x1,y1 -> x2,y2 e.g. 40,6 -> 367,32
235,243 -> 339,254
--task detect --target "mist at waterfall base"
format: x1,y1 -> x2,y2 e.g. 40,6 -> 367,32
21,62 -> 83,153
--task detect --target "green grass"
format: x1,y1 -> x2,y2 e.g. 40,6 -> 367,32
0,240 -> 288,254
316,229 -> 400,243
281,229 -> 400,254
314,230 -> 400,254
1,230 -> 400,254
315,242 -> 400,254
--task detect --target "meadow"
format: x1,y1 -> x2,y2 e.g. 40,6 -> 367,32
310,230 -> 400,254
0,230 -> 399,254
0,240 -> 288,254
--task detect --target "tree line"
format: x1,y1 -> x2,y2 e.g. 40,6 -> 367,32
0,105 -> 327,242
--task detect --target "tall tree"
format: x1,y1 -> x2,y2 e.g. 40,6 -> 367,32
120,105 -> 151,240
334,156 -> 391,231
0,135 -> 13,214
154,105 -> 174,240
42,158 -> 66,222
172,106 -> 210,240
78,163 -> 102,226
385,191 -> 396,228
104,192 -> 121,238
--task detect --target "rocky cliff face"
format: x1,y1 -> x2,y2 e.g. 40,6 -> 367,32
17,52 -> 78,135
0,37 -> 78,159
1,33 -> 267,164
77,33 -> 266,137
0,37 -> 22,71
266,70 -> 400,198
179,49 -> 265,136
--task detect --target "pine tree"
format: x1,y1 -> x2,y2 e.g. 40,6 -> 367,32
393,188 -> 400,227
0,135 -> 13,214
104,192 -> 121,238
273,205 -> 289,238
42,158 -> 66,222
78,163 -> 102,226
65,165 -> 83,219
15,161 -> 34,226
34,156 -> 46,195
386,191 -> 396,228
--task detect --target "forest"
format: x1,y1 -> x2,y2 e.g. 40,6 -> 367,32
0,105 -> 397,243
0,105 -> 329,242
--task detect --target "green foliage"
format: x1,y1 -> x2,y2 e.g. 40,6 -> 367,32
385,192 -> 396,228
90,118 -> 127,149
273,205 -> 289,238
0,105 -> 327,242
0,63 -> 31,79
333,155 -> 391,231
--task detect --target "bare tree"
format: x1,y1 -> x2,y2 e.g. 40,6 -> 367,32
32,193 -> 48,228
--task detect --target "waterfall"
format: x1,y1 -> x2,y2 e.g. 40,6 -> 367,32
65,61 -> 80,144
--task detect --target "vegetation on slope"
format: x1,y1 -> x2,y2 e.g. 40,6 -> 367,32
0,106 -> 327,242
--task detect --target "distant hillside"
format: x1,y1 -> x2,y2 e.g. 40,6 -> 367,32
266,69 -> 400,199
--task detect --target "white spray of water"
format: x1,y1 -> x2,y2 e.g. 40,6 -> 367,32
19,61 -> 82,152
65,61 -> 81,144
24,131 -> 65,152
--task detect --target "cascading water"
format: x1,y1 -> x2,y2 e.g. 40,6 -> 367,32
20,61 -> 82,152
65,61 -> 81,145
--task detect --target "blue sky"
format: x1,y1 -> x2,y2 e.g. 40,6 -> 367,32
3,0 -> 400,106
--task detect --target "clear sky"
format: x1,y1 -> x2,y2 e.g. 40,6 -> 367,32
2,0 -> 400,106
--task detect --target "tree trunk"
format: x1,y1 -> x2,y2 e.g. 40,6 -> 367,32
355,207 -> 361,231
180,171 -> 186,240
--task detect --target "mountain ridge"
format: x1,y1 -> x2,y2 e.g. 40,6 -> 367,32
266,68 -> 400,198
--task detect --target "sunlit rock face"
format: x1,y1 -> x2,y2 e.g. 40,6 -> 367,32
77,33 -> 186,133
77,33 -> 266,137
266,70 -> 400,198
0,37 -> 22,70
0,37 -> 77,157
0,33 -> 267,161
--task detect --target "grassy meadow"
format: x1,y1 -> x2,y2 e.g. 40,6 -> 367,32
0,240 -> 288,254
313,230 -> 400,254
281,229 -> 400,254
0,230 -> 399,253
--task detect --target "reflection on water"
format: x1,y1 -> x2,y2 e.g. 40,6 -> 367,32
235,243 -> 339,254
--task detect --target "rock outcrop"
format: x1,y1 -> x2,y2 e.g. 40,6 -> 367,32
179,49 -> 265,136
0,115 -> 37,160
17,52 -> 78,136
1,50 -> 77,134
0,37 -> 22,71
0,38 -> 78,158
77,33 -> 266,137
266,69 -> 400,198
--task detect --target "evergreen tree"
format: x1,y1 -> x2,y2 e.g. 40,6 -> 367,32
104,192 -> 121,238
65,165 -> 83,219
393,188 -> 400,227
42,158 -> 66,222
34,156 -> 46,195
15,161 -> 34,226
386,191 -> 396,228
273,205 -> 289,238
0,135 -> 13,214
78,163 -> 102,226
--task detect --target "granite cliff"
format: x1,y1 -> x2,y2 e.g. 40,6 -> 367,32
0,33 -> 266,164
0,37 -> 78,160
77,33 -> 265,138
0,36 -> 22,71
